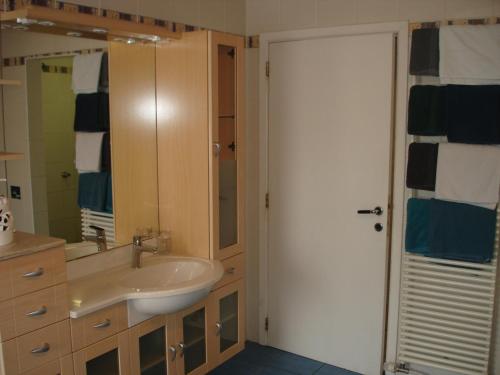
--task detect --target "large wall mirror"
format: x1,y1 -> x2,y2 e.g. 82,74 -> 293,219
1,23 -> 161,261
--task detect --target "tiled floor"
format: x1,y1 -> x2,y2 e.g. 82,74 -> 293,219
208,342 -> 361,375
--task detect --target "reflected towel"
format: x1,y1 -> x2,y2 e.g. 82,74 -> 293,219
405,198 -> 431,253
72,52 -> 103,94
99,52 -> 109,93
408,85 -> 447,136
410,28 -> 439,76
406,143 -> 439,191
75,132 -> 105,173
105,174 -> 113,213
428,199 -> 496,263
74,93 -> 110,132
445,85 -> 500,144
78,172 -> 109,212
440,25 -> 500,82
436,143 -> 500,209
101,132 -> 111,172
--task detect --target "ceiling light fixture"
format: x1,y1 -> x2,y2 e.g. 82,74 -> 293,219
0,24 -> 12,30
126,38 -> 136,44
92,28 -> 108,34
12,25 -> 29,31
38,20 -> 55,27
16,17 -> 37,25
66,31 -> 82,37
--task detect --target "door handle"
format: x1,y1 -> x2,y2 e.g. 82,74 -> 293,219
357,206 -> 383,216
169,345 -> 177,361
213,143 -> 221,156
215,321 -> 223,336
178,342 -> 185,357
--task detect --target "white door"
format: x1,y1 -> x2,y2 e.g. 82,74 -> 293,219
267,33 -> 395,375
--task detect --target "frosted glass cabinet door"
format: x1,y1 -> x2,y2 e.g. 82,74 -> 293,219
73,332 -> 130,375
210,32 -> 245,261
176,300 -> 210,375
210,279 -> 245,367
129,315 -> 177,375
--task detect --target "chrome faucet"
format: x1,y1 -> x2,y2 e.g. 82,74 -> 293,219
84,225 -> 108,252
132,235 -> 158,268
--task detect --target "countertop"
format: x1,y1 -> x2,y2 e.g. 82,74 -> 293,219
0,231 -> 65,261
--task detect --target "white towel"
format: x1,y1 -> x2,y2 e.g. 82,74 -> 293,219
436,143 -> 500,210
440,25 -> 500,84
72,52 -> 103,94
75,132 -> 105,173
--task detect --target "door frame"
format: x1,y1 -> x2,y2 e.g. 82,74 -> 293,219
258,22 -> 409,369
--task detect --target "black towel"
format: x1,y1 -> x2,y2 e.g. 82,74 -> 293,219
408,85 -> 447,136
410,28 -> 439,76
429,199 -> 497,263
446,85 -> 500,144
101,132 -> 112,172
74,93 -> 110,132
406,143 -> 438,191
99,52 -> 109,92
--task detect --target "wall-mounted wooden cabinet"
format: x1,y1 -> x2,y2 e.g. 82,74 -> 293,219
156,30 -> 245,261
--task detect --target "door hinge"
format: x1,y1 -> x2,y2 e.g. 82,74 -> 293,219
265,317 -> 269,331
265,193 -> 269,208
265,61 -> 270,78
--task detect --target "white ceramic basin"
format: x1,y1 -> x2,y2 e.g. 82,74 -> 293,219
120,257 -> 223,315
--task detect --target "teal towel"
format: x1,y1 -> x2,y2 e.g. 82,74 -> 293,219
405,198 -> 431,253
78,172 -> 109,213
429,199 -> 496,263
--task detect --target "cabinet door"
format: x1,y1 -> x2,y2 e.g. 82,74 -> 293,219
175,300 -> 210,375
209,279 -> 245,369
73,331 -> 130,375
129,315 -> 177,375
210,32 -> 245,261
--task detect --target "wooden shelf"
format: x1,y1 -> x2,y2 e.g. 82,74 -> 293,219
0,152 -> 24,161
0,79 -> 21,86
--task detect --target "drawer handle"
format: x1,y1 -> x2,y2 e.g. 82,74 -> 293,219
23,267 -> 44,278
93,319 -> 111,329
225,267 -> 236,275
31,343 -> 50,354
26,306 -> 47,317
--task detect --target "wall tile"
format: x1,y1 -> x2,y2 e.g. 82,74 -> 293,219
225,0 -> 246,35
495,0 -> 500,15
60,0 -> 99,8
200,0 -> 226,31
399,0 -> 446,21
139,0 -> 175,20
317,0 -> 357,27
356,0 -> 400,24
445,0 -> 494,19
246,0 -> 281,35
172,0 -> 200,26
100,0 -> 138,14
280,0 -> 316,30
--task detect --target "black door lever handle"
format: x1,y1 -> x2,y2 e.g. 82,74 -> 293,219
357,206 -> 383,216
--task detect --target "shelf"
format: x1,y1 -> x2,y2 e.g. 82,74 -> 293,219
140,356 -> 166,373
0,79 -> 21,86
0,152 -> 24,161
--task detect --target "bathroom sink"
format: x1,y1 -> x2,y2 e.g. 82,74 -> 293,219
122,257 -> 223,315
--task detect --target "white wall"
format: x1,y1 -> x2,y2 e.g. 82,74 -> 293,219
244,1 -> 500,374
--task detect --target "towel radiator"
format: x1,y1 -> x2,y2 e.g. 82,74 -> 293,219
396,209 -> 499,375
81,208 -> 116,243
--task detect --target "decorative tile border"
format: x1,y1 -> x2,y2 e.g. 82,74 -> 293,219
410,16 -> 500,31
2,47 -> 105,67
41,62 -> 72,73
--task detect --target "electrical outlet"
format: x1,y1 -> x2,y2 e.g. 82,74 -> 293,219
10,186 -> 21,199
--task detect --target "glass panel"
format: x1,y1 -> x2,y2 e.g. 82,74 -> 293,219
139,327 -> 167,375
183,308 -> 206,374
86,348 -> 119,375
219,291 -> 239,352
218,45 -> 238,250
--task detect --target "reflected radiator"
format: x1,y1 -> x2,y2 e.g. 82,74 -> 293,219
80,208 -> 116,243
397,210 -> 499,375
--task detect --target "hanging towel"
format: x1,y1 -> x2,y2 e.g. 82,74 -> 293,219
428,199 -> 497,263
74,93 -> 110,132
78,172 -> 109,212
75,132 -> 105,173
105,174 -> 113,213
72,52 -> 103,94
435,143 -> 500,209
410,28 -> 440,76
98,52 -> 109,93
406,143 -> 439,191
405,198 -> 431,254
440,25 -> 500,83
445,85 -> 500,144
408,85 -> 447,136
101,132 -> 112,172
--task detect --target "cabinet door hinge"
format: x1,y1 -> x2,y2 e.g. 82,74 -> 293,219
265,317 -> 269,331
265,193 -> 269,209
265,61 -> 270,78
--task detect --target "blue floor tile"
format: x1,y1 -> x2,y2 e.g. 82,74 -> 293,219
208,342 -> 361,375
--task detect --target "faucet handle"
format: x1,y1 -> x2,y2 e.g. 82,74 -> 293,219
89,225 -> 106,236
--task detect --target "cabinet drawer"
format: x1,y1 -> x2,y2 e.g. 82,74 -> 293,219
70,302 -> 128,352
0,284 -> 69,341
18,354 -> 73,375
0,248 -> 67,300
2,320 -> 71,374
213,253 -> 244,290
